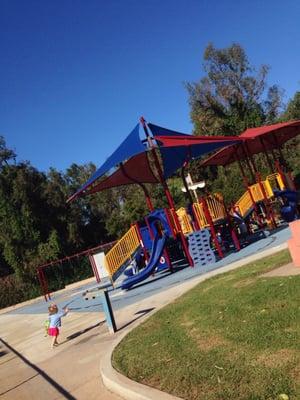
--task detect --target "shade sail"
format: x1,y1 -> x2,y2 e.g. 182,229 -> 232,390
79,152 -> 159,197
68,120 -> 244,202
201,120 -> 300,167
68,123 -> 146,202
148,123 -> 190,137
149,122 -> 242,178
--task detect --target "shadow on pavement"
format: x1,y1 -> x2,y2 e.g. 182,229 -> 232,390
117,307 -> 155,332
65,321 -> 105,342
0,338 -> 77,399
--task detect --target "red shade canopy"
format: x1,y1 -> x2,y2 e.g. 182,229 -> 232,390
78,152 -> 159,198
201,120 -> 300,167
155,134 -> 243,147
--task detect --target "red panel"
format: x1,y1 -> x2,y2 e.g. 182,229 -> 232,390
202,120 -> 300,167
82,152 -> 159,196
155,134 -> 243,147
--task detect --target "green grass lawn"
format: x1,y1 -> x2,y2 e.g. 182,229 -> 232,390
112,251 -> 300,400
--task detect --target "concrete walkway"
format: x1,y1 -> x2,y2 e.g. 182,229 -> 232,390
0,226 -> 295,400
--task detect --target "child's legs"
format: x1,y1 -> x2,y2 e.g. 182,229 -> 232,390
49,328 -> 59,346
51,335 -> 58,346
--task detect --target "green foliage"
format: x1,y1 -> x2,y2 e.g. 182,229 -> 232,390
186,43 -> 283,136
0,274 -> 40,309
282,91 -> 300,121
185,43 -> 294,200
37,230 -> 61,263
0,136 -> 16,167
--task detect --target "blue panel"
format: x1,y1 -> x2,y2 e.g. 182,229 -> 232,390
148,123 -> 190,137
140,226 -> 152,251
147,209 -> 173,237
74,124 -> 145,196
160,141 -> 239,178
160,147 -> 188,179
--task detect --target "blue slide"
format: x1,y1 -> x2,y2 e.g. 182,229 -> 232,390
274,189 -> 299,222
121,232 -> 166,290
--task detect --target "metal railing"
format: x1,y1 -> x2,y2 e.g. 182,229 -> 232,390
234,173 -> 286,218
266,172 -> 285,191
192,195 -> 227,229
176,207 -> 194,234
235,190 -> 253,218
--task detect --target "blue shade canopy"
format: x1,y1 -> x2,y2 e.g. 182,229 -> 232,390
159,141 -> 239,178
148,123 -> 189,137
147,122 -> 241,179
68,123 -> 145,202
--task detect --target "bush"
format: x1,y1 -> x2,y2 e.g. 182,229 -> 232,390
0,256 -> 94,309
42,256 -> 94,293
0,275 -> 40,309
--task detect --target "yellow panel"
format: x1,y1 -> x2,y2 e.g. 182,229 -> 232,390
176,207 -> 194,234
104,225 -> 140,277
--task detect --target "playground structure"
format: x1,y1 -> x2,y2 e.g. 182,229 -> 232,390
38,119 -> 300,296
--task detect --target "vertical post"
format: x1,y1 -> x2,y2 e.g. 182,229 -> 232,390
236,158 -> 263,228
201,196 -> 224,258
180,164 -> 200,231
88,253 -> 101,283
272,133 -> 297,189
120,163 -> 154,211
241,144 -> 256,182
222,199 -> 240,251
37,267 -> 51,302
260,137 -> 274,173
37,268 -> 48,302
256,172 -> 277,229
101,290 -> 117,334
134,222 -> 149,262
181,163 -> 194,205
140,116 -> 194,267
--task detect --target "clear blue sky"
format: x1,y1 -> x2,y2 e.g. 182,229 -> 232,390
1,0 -> 300,172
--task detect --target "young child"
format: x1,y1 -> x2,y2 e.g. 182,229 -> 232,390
47,303 -> 69,348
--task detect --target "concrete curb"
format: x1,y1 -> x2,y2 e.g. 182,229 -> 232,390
101,331 -> 183,400
100,242 -> 288,400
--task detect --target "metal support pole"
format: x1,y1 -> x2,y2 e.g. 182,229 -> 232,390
120,163 -> 154,212
201,196 -> 224,258
101,290 -> 117,334
180,163 -> 201,231
256,172 -> 277,229
260,137 -> 274,173
222,199 -> 241,251
241,144 -> 256,182
140,116 -> 194,267
88,254 -> 101,283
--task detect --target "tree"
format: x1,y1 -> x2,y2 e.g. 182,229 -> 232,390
282,91 -> 300,121
0,136 -> 16,167
186,43 -> 283,136
281,91 -> 300,178
0,162 -> 47,279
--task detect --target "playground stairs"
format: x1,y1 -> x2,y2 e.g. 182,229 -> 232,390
233,172 -> 288,218
104,225 -> 140,282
